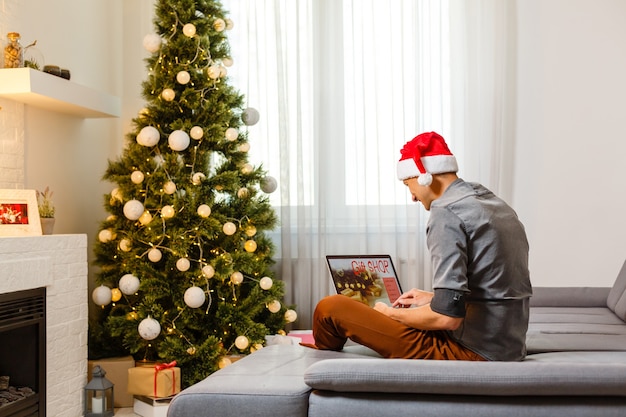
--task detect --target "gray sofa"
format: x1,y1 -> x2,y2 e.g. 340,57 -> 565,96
168,260 -> 626,417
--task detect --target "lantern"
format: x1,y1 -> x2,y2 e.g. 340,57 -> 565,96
84,365 -> 114,417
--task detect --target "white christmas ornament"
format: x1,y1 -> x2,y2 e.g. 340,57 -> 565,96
219,65 -> 227,78
225,18 -> 234,30
213,18 -> 226,32
163,181 -> 177,195
238,143 -> 250,153
137,126 -> 160,147
176,71 -> 190,85
230,271 -> 244,285
223,222 -> 237,235
123,200 -> 145,221
148,248 -> 162,263
202,264 -> 215,278
207,65 -> 221,79
119,274 -> 140,295
184,286 -> 206,308
138,316 -> 161,340
162,88 -> 176,102
131,170 -> 145,184
161,205 -> 175,219
235,335 -> 249,350
143,33 -> 162,53
92,286 -> 112,306
241,164 -> 253,174
192,172 -> 206,185
168,130 -> 190,151
225,127 -> 239,141
197,204 -> 211,218
259,276 -> 273,290
237,187 -> 249,199
182,23 -> 196,37
268,300 -> 281,313
111,187 -> 123,202
218,357 -> 232,369
261,176 -> 278,193
242,108 -> 260,126
222,57 -> 233,67
98,229 -> 114,243
119,238 -> 132,252
176,258 -> 191,272
190,126 -> 204,140
284,309 -> 298,323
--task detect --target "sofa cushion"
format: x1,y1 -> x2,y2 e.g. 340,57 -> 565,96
167,344 -> 376,417
530,287 -> 610,307
607,259 -> 626,320
303,357 -> 626,396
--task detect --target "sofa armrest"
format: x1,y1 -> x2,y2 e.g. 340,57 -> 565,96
303,358 -> 626,397
530,287 -> 610,307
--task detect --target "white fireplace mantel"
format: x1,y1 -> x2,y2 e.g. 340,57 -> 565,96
0,234 -> 88,417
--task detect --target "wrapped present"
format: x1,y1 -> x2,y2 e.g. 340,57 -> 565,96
127,361 -> 181,398
88,356 -> 135,407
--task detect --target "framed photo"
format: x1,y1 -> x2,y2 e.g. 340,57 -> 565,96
0,189 -> 42,237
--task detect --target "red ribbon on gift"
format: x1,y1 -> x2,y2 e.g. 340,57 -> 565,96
153,361 -> 177,397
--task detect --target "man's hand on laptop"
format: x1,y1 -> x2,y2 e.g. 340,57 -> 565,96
392,288 -> 434,308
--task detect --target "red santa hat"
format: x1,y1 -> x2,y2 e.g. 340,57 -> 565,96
396,131 -> 458,186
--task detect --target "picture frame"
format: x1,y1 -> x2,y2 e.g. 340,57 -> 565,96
0,189 -> 42,237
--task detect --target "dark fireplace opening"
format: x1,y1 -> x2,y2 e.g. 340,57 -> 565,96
0,287 -> 46,417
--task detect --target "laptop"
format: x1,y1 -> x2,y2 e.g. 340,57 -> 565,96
325,255 -> 403,307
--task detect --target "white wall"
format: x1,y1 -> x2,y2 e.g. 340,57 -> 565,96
514,0 -> 626,287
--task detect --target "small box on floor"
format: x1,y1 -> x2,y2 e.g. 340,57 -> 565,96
133,395 -> 173,417
88,355 -> 135,408
127,362 -> 181,398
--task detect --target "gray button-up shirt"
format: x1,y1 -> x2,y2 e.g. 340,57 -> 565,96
427,179 -> 532,361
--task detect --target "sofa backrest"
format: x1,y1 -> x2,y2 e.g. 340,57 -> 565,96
607,259 -> 626,321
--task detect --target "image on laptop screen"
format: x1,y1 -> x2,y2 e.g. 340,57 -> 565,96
325,255 -> 403,307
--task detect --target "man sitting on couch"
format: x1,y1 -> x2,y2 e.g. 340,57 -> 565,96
304,131 -> 532,362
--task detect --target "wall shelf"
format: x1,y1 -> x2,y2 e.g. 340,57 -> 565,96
0,68 -> 120,118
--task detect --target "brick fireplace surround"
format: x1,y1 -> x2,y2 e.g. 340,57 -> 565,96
0,234 -> 88,417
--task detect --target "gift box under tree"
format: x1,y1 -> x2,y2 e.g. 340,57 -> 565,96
128,361 -> 181,398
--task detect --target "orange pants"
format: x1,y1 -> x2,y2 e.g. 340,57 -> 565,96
307,294 -> 485,361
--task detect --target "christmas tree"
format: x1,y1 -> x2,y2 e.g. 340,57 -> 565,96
90,0 -> 296,388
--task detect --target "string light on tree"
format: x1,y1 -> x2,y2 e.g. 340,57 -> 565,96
111,288 -> 122,302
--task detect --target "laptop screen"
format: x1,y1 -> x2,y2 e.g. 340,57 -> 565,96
325,255 -> 403,307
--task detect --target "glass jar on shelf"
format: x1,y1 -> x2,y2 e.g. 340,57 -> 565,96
4,32 -> 24,68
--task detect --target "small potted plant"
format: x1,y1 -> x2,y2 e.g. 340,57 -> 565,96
36,186 -> 55,234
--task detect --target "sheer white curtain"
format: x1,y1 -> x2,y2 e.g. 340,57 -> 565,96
224,0 -> 515,328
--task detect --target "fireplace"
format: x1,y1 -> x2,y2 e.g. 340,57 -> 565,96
0,287 -> 46,417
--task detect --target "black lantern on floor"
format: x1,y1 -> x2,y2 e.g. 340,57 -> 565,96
84,365 -> 114,417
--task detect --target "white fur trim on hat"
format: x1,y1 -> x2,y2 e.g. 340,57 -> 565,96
396,155 -> 458,182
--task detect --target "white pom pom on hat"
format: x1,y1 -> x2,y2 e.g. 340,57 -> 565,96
396,131 -> 458,186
